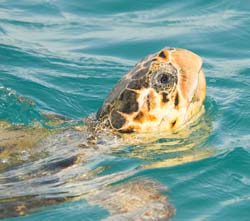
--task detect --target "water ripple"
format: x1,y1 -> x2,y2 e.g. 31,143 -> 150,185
1,0 -> 250,220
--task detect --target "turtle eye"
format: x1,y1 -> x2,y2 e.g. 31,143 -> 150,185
151,63 -> 178,92
159,74 -> 169,84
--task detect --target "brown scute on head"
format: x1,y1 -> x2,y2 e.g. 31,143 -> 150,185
96,102 -> 111,120
129,53 -> 156,80
161,92 -> 169,103
134,111 -> 157,123
159,50 -> 166,58
110,111 -> 126,129
118,89 -> 138,114
118,128 -> 134,133
96,77 -> 129,120
143,81 -> 149,88
174,92 -> 179,107
144,59 -> 157,69
128,78 -> 148,90
146,90 -> 157,111
146,94 -> 151,111
134,111 -> 144,122
131,67 -> 150,79
170,119 -> 177,129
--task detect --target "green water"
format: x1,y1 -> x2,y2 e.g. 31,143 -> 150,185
0,0 -> 250,220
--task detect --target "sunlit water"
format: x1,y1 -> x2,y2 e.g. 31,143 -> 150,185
0,0 -> 250,220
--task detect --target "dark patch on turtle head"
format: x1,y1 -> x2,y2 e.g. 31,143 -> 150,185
159,50 -> 166,58
97,77 -> 130,120
118,128 -> 134,133
118,89 -> 138,113
131,67 -> 150,80
110,110 -> 126,129
170,119 -> 177,129
134,111 -> 144,122
161,92 -> 169,103
174,92 -> 179,107
128,78 -> 149,90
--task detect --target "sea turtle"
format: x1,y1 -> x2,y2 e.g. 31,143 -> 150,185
0,48 -> 208,220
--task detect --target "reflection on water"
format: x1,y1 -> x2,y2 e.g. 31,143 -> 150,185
116,105 -> 214,169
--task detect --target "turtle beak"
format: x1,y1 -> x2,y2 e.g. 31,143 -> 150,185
171,49 -> 205,104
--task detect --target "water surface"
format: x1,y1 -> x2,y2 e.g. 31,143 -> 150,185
0,0 -> 250,220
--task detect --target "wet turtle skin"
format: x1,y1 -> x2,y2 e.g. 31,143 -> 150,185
0,48 -> 207,220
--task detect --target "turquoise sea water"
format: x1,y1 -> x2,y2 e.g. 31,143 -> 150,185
0,0 -> 250,220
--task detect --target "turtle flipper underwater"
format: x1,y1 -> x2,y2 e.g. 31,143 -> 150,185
0,48 -> 208,220
88,179 -> 175,221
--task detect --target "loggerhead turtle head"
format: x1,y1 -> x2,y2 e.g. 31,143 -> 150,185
96,48 -> 206,133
